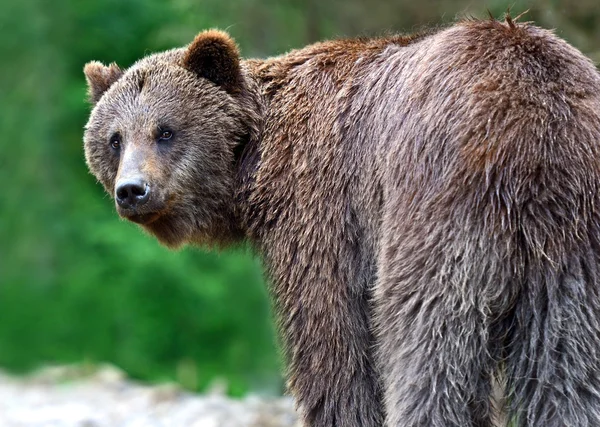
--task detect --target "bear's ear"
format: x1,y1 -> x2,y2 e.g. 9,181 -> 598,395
183,30 -> 243,95
83,61 -> 123,105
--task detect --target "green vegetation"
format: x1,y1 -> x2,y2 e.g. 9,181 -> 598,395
0,0 -> 597,395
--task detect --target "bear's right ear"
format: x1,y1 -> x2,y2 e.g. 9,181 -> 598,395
182,30 -> 243,95
83,61 -> 123,105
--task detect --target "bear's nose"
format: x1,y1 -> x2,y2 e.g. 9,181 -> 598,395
115,178 -> 150,209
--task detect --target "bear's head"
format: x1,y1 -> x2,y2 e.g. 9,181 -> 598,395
83,30 -> 257,248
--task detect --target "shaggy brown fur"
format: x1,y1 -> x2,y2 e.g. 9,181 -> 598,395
84,19 -> 600,427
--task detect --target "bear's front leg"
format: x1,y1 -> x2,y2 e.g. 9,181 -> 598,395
264,235 -> 383,426
284,293 -> 383,426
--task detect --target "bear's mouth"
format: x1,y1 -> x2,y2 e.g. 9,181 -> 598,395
122,211 -> 162,225
116,194 -> 175,226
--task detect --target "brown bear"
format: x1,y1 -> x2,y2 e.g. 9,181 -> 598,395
83,17 -> 600,427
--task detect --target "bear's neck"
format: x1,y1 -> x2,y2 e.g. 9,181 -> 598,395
232,38 -> 400,246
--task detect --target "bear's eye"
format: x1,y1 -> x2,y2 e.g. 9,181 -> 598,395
109,133 -> 121,150
158,129 -> 173,141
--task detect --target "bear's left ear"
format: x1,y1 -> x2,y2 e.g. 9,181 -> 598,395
84,61 -> 123,105
183,30 -> 243,95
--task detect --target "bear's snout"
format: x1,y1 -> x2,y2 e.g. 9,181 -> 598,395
115,178 -> 150,209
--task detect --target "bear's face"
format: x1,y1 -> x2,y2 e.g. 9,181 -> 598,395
83,31 -> 250,248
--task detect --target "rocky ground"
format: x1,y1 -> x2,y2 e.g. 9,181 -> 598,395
0,365 -> 299,427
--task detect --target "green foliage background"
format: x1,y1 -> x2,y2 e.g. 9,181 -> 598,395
0,0 -> 598,396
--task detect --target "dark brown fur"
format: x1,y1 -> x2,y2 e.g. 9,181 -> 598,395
84,20 -> 600,426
